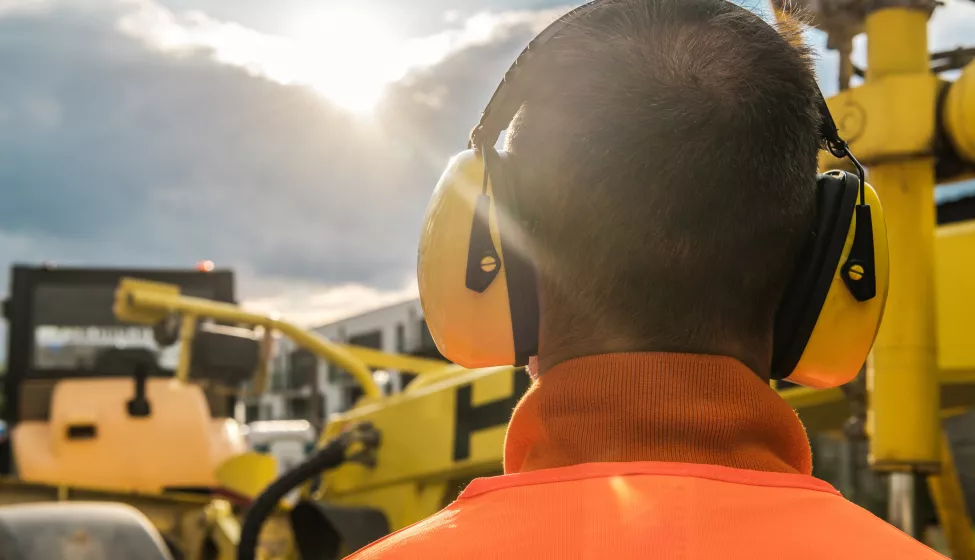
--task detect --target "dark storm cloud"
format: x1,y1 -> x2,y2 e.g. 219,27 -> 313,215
0,2 -> 544,294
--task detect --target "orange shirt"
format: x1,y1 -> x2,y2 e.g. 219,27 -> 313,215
347,353 -> 945,559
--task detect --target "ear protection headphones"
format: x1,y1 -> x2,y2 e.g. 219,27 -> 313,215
417,0 -> 889,389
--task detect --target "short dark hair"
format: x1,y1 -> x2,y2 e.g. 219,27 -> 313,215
506,0 -> 821,357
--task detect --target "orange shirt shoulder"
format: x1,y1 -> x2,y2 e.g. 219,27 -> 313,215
347,461 -> 945,560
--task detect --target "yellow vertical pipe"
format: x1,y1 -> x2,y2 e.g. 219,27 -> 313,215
864,8 -> 941,472
865,9 -> 929,78
867,161 -> 940,470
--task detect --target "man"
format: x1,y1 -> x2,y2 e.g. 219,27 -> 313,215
348,0 -> 945,557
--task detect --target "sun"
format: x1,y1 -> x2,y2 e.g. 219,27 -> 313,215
289,9 -> 401,115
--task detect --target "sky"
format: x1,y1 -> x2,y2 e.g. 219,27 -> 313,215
0,0 -> 974,332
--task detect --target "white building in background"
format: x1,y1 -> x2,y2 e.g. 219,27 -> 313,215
313,298 -> 428,416
240,298 -> 442,424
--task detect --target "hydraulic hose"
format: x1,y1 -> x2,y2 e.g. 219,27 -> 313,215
237,423 -> 379,560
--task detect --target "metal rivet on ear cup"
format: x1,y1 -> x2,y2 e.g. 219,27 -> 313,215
480,255 -> 498,273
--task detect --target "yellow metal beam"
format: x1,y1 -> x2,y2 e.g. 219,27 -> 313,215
821,74 -> 938,165
864,8 -> 941,472
927,430 -> 975,560
114,277 -> 383,401
779,386 -> 845,411
341,345 -> 450,375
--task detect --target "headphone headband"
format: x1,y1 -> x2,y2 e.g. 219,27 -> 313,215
469,1 -> 599,149
469,0 -> 860,186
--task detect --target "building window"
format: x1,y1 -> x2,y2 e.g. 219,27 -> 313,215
245,404 -> 260,423
290,396 -> 310,419
327,364 -> 348,385
348,330 -> 382,350
289,348 -> 317,390
396,323 -> 405,353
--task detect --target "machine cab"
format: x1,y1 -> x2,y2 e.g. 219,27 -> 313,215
1,265 -> 262,494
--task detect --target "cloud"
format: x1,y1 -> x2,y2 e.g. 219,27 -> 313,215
115,0 -> 567,111
0,0 -> 48,18
0,0 -> 972,335
0,0 -> 559,330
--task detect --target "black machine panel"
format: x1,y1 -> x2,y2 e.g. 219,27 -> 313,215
30,282 -> 222,374
31,283 -> 218,327
3,266 -> 234,380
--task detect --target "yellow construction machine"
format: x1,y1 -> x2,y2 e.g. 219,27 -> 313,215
0,264 -> 286,560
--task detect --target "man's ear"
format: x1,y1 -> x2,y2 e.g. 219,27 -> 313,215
527,355 -> 540,380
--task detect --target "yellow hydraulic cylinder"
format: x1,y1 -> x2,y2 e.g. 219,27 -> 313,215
864,8 -> 941,472
943,59 -> 975,163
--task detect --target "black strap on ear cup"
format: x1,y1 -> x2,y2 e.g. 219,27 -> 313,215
816,91 -> 877,303
466,180 -> 502,293
818,91 -> 847,159
771,172 -> 860,379
483,149 -> 540,366
842,205 -> 877,301
462,0 -> 599,366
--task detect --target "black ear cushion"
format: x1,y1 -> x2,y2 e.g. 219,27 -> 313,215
485,149 -> 540,366
771,172 -> 860,379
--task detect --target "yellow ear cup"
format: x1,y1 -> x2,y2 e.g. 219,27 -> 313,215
417,150 -> 516,368
786,183 -> 889,388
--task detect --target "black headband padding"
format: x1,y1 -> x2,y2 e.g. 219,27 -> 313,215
470,1 -> 600,149
484,149 -> 540,366
770,172 -> 860,379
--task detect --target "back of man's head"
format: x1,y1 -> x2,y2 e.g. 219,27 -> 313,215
505,0 -> 822,375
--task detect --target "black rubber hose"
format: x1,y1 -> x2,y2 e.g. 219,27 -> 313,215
237,437 -> 349,560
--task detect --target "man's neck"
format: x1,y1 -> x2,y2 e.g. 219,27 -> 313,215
504,352 -> 811,475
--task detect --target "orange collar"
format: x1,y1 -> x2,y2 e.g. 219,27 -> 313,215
503,353 -> 812,475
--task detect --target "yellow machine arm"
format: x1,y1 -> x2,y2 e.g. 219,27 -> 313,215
113,277 -> 451,402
